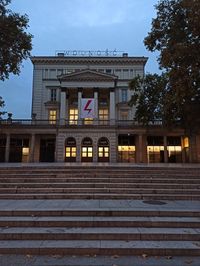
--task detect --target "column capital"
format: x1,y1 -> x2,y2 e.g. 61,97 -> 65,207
109,87 -> 115,92
93,87 -> 99,93
78,87 -> 83,93
61,87 -> 67,93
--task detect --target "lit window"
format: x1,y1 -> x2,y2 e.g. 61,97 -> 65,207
22,147 -> 29,156
99,109 -> 108,123
69,109 -> 78,125
49,110 -> 57,124
84,118 -> 93,125
120,111 -> 128,120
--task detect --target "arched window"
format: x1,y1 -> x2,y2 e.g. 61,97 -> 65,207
65,137 -> 76,162
98,137 -> 109,162
81,137 -> 93,162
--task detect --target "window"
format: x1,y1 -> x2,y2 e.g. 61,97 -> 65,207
69,109 -> 78,124
120,110 -> 128,121
82,147 -> 93,157
106,69 -> 112,74
84,118 -> 93,125
66,147 -> 76,157
49,110 -> 57,124
50,89 -> 57,102
99,109 -> 108,120
121,89 -> 128,102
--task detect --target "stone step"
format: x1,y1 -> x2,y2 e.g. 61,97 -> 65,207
0,240 -> 200,256
0,193 -> 200,200
0,227 -> 199,241
1,209 -> 200,217
1,172 -> 200,178
0,216 -> 199,228
0,182 -> 200,189
0,187 -> 200,195
1,177 -> 200,185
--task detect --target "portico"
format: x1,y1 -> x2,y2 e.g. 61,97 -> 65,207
58,69 -> 117,125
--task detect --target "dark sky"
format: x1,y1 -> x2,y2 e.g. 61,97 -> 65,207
0,0 -> 159,119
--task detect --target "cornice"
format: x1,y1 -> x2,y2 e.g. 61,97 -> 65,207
30,56 -> 148,66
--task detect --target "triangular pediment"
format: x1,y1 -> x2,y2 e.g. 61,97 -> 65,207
58,69 -> 117,82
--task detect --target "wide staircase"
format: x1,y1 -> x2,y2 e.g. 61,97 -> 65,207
0,165 -> 200,256
0,165 -> 200,200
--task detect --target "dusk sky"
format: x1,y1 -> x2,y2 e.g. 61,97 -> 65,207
1,0 -> 159,119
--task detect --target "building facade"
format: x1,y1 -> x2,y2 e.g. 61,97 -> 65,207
0,52 -> 200,163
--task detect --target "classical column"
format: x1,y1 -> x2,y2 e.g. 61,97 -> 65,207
5,133 -> 10,163
60,88 -> 66,125
109,88 -> 116,125
78,88 -> 82,125
138,134 -> 143,163
29,134 -> 35,163
94,88 -> 99,125
164,135 -> 168,163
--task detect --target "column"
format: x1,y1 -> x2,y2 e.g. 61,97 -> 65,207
138,134 -> 143,163
5,133 -> 10,163
60,88 -> 66,125
164,135 -> 168,163
181,136 -> 186,163
94,88 -> 98,125
29,134 -> 35,163
109,88 -> 116,125
78,88 -> 82,125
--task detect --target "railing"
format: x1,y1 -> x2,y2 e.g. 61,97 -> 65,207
0,119 -> 166,127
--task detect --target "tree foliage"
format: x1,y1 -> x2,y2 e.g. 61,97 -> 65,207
143,0 -> 200,132
0,0 -> 33,80
0,96 -> 6,118
129,73 -> 179,126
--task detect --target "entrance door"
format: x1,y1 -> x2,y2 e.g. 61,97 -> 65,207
81,137 -> 93,162
98,137 -> 109,162
40,139 -> 55,162
0,139 -> 6,162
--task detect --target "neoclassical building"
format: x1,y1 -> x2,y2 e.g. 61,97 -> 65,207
0,51 -> 200,163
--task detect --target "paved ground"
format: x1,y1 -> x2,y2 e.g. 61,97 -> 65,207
0,198 -> 200,211
0,254 -> 200,266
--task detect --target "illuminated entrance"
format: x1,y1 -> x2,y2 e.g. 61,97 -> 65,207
98,137 -> 109,162
147,136 -> 164,163
9,138 -> 29,163
81,137 -> 93,162
118,134 -> 136,163
65,137 -> 76,162
167,136 -> 182,163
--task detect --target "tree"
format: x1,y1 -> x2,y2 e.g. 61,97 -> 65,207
143,0 -> 200,132
129,73 -> 179,126
0,96 -> 6,118
0,0 -> 33,80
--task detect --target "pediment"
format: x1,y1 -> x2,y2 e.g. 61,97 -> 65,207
58,69 -> 117,82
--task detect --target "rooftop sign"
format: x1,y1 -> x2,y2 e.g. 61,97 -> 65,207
55,49 -> 126,57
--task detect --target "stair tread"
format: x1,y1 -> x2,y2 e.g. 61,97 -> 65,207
0,216 -> 199,222
0,227 -> 199,235
0,240 -> 200,250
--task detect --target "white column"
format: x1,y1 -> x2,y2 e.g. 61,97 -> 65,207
109,88 -> 116,125
94,88 -> 98,125
78,88 -> 82,125
5,133 -> 10,162
60,89 -> 66,125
